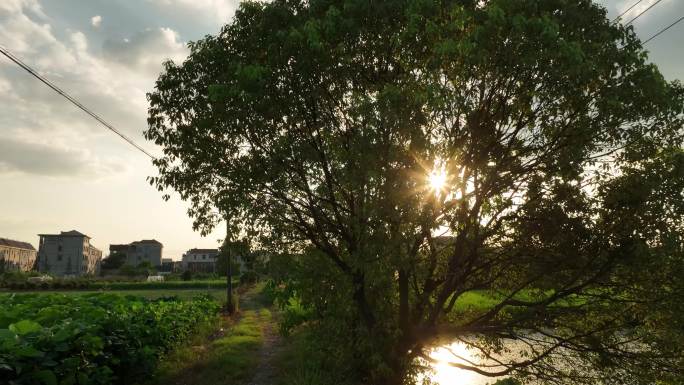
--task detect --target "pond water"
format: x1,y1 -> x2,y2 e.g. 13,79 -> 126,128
422,340 -> 526,385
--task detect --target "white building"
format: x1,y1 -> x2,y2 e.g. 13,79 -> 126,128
181,247 -> 248,273
181,248 -> 220,273
0,238 -> 37,272
37,230 -> 102,276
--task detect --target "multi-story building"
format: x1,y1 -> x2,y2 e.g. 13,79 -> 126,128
0,238 -> 37,272
37,230 -> 102,276
181,248 -> 220,273
109,240 -> 163,267
181,248 -> 246,273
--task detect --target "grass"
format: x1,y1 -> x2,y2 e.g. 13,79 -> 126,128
89,279 -> 238,290
452,291 -> 506,312
450,289 -> 585,314
274,328 -> 336,385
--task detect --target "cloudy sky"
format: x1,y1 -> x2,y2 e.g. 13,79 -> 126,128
0,0 -> 682,260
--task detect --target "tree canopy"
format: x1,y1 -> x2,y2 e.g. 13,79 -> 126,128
146,0 -> 684,383
101,252 -> 126,270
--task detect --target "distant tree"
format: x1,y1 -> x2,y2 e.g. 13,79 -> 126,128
119,264 -> 137,277
146,0 -> 684,384
217,240 -> 248,277
181,270 -> 192,281
101,252 -> 127,270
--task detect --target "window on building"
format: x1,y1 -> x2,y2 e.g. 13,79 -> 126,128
58,245 -> 62,252
57,255 -> 62,261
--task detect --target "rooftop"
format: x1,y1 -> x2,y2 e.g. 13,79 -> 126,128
186,248 -> 219,254
133,239 -> 162,245
0,238 -> 36,251
38,230 -> 90,239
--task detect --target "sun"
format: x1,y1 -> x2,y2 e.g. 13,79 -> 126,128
429,169 -> 447,192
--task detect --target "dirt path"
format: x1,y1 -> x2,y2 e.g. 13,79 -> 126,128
246,314 -> 283,385
242,285 -> 284,385
147,284 -> 282,385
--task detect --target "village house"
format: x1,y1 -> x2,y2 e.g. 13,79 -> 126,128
109,239 -> 163,267
181,248 -> 220,273
37,230 -> 102,276
0,238 -> 37,272
181,248 -> 247,273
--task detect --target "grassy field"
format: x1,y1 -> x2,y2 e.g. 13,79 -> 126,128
89,279 -> 237,290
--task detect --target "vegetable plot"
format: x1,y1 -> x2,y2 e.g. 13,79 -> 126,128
0,293 -> 219,385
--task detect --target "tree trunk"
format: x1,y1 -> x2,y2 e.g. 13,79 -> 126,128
398,269 -> 409,335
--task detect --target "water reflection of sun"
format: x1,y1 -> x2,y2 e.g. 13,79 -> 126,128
425,342 -> 487,385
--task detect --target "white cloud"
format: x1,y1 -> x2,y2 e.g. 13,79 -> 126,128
0,77 -> 11,93
148,0 -> 237,24
91,15 -> 101,28
0,0 -> 191,179
70,31 -> 87,52
0,136 -> 124,177
0,0 -> 246,260
0,0 -> 45,19
102,27 -> 188,76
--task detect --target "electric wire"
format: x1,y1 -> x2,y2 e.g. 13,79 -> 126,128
0,44 -> 156,160
643,15 -> 684,45
613,0 -> 644,22
623,0 -> 664,27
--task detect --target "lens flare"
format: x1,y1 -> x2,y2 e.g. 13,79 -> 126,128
429,169 -> 447,192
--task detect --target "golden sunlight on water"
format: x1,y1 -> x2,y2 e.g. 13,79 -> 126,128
423,342 -> 505,385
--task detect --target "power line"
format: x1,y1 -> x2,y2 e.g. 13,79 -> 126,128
643,15 -> 684,45
0,44 -> 156,160
613,0 -> 644,23
623,0 -> 664,27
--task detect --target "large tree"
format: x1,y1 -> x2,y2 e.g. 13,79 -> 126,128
146,0 -> 684,383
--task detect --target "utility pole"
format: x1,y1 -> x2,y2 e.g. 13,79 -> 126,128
225,219 -> 234,314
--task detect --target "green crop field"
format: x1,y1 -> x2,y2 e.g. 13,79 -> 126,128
5,288 -> 230,301
0,293 -> 219,384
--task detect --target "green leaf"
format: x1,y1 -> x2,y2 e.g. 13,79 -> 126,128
0,329 -> 16,341
77,372 -> 89,385
33,370 -> 57,385
15,346 -> 44,358
9,320 -> 42,335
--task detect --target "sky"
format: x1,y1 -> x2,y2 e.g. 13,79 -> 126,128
0,0 -> 682,260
